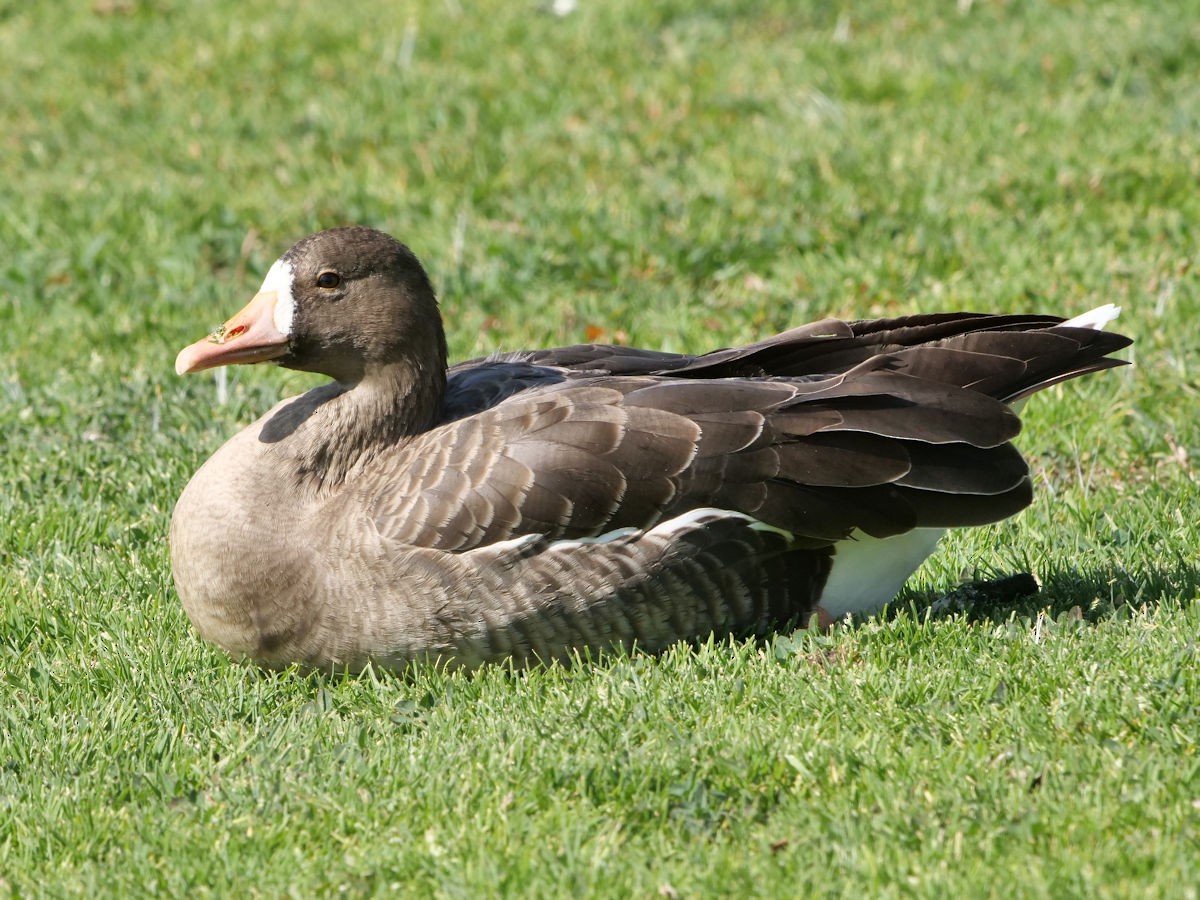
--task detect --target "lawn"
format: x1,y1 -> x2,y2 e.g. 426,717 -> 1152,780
1,0 -> 1198,895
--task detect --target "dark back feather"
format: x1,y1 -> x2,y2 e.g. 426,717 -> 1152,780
365,312 -> 1129,554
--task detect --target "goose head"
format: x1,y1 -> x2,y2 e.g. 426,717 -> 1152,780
175,226 -> 447,387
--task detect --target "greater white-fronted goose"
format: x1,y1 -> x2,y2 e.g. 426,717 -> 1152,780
171,226 -> 1131,672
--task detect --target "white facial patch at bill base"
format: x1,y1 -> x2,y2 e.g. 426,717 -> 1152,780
260,258 -> 296,336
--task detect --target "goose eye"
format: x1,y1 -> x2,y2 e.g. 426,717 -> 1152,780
316,271 -> 341,290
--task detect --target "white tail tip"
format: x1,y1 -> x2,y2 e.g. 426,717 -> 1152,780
1062,303 -> 1121,331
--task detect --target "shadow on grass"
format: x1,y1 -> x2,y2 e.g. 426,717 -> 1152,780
895,559 -> 1200,626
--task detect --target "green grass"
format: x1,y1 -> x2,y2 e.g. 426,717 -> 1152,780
2,0 -> 1198,895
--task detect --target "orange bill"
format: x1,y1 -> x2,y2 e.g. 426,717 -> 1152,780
175,289 -> 290,375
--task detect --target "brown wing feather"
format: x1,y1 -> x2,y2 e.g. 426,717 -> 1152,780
367,312 -> 1129,553
366,375 -> 1014,549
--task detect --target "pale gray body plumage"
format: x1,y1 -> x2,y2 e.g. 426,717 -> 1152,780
170,226 -> 1131,672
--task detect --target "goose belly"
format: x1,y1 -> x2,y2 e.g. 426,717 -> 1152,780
818,528 -> 947,619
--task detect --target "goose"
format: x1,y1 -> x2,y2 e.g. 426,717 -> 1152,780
171,226 -> 1131,672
